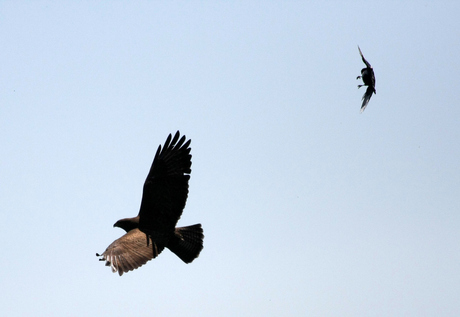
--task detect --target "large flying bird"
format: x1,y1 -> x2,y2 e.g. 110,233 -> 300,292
97,131 -> 204,276
356,46 -> 376,112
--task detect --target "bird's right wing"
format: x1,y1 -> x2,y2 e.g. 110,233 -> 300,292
138,131 -> 192,235
96,228 -> 164,276
358,46 -> 372,68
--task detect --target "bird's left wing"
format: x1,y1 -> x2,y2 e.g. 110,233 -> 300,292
97,228 -> 163,276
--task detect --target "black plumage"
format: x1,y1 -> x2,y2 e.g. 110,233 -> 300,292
356,46 -> 376,112
96,131 -> 204,276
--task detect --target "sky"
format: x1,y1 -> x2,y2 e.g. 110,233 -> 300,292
1,1 -> 460,316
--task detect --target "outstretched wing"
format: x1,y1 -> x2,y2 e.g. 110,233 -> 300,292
97,229 -> 164,276
138,131 -> 192,235
358,46 -> 372,69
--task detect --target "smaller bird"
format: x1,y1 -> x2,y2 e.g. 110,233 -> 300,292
356,46 -> 376,112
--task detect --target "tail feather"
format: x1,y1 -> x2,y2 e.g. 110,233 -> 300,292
167,224 -> 204,263
360,85 -> 375,112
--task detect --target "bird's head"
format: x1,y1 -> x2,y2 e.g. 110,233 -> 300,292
113,216 -> 139,232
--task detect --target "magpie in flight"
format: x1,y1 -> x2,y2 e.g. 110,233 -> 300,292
356,46 -> 376,112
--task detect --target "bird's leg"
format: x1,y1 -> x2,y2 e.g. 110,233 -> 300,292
358,84 -> 363,88
356,75 -> 361,80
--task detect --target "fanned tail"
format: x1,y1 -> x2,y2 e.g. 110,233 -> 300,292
167,224 -> 204,263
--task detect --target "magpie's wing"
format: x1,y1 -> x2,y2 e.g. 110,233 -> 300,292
358,46 -> 372,68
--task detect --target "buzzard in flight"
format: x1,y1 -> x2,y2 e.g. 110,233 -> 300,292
97,131 -> 204,276
356,46 -> 376,112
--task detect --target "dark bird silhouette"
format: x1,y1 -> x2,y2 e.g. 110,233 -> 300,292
96,131 -> 204,276
356,46 -> 376,112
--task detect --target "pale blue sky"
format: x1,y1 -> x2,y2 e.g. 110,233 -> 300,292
1,2 -> 459,316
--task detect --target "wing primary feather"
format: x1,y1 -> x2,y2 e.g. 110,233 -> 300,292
163,133 -> 173,150
171,131 -> 180,146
